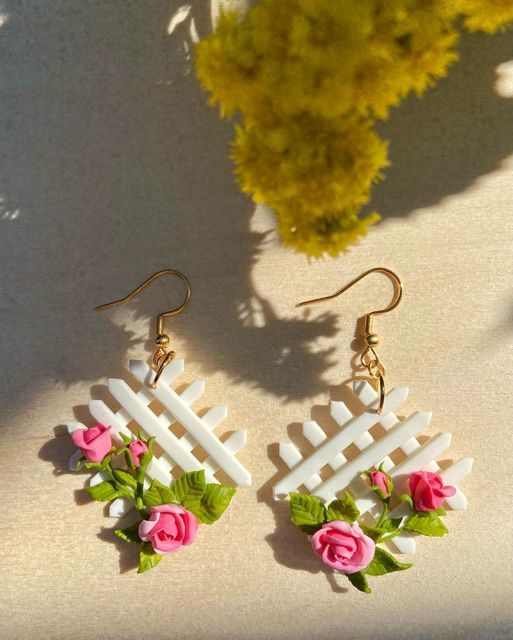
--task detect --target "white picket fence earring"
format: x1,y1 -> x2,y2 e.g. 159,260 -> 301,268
67,270 -> 251,574
272,267 -> 472,594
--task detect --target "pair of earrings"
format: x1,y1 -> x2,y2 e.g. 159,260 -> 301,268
67,268 -> 472,593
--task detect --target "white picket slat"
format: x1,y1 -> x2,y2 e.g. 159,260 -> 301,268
273,386 -> 409,499
129,360 -> 251,486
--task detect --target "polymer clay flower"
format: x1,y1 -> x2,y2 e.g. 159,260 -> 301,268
408,471 -> 456,512
71,424 -> 111,463
369,470 -> 393,499
138,504 -> 198,555
128,439 -> 148,467
311,520 -> 375,574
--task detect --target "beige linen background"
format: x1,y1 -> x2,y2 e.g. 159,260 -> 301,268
0,3 -> 512,639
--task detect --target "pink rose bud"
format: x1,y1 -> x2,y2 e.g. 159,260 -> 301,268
138,504 -> 198,555
71,424 -> 111,463
370,470 -> 392,497
408,470 -> 456,512
128,439 -> 148,467
311,520 -> 375,574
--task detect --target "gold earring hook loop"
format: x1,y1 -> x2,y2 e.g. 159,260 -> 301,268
95,269 -> 191,387
296,267 -> 402,415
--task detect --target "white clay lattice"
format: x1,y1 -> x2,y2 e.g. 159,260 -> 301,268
273,381 -> 472,554
68,358 -> 252,517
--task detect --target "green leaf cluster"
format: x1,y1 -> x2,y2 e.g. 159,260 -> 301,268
79,426 -> 237,575
143,470 -> 236,525
83,433 -> 159,505
112,470 -> 236,574
288,469 -> 453,595
289,491 -> 359,534
360,517 -> 403,543
85,463 -> 137,502
288,490 -> 413,595
130,470 -> 235,574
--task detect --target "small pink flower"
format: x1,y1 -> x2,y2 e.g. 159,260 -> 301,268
128,439 -> 148,467
138,504 -> 198,555
370,470 -> 392,498
311,520 -> 375,574
409,471 -> 456,512
71,424 -> 111,463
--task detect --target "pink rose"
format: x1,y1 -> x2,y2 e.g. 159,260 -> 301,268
408,471 -> 456,512
138,504 -> 198,555
128,439 -> 148,467
370,470 -> 392,497
311,520 -> 375,574
71,424 -> 111,463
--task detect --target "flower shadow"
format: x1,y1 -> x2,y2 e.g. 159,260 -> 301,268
97,517 -> 141,574
39,425 -> 80,477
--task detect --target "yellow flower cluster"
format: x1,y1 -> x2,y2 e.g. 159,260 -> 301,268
195,0 -> 512,257
450,0 -> 513,34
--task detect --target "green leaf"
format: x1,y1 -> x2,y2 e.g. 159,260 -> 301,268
326,492 -> 360,523
119,432 -> 132,446
190,483 -> 236,524
112,468 -> 137,489
387,517 -> 404,530
404,511 -> 448,537
376,517 -> 403,533
124,449 -> 135,470
399,494 -> 414,509
114,523 -> 142,544
361,517 -> 404,542
347,571 -> 371,594
117,484 -> 135,498
171,470 -> 206,509
143,479 -> 177,507
289,493 -> 327,534
84,454 -> 112,471
86,481 -> 119,502
138,450 -> 154,469
137,543 -> 162,574
363,547 -> 412,576
360,524 -> 382,541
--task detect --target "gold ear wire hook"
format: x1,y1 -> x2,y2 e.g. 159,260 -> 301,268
95,269 -> 191,388
296,267 -> 403,415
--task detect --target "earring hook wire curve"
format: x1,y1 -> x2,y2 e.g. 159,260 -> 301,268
295,266 -> 402,326
95,269 -> 191,334
296,267 -> 402,415
95,269 -> 191,387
